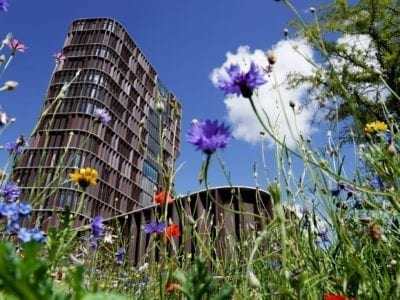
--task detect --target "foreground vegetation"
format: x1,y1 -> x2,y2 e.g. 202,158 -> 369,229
0,0 -> 399,299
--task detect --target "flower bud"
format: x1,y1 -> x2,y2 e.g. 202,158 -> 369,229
248,271 -> 261,288
0,55 -> 5,63
138,263 -> 149,272
155,100 -> 164,114
310,7 -> 316,13
283,28 -> 289,37
267,51 -> 277,65
4,81 -> 18,90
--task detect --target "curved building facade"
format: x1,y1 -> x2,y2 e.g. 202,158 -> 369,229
126,186 -> 273,264
13,18 -> 181,229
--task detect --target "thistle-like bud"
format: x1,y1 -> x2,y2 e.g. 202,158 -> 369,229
0,55 -> 5,63
309,7 -> 316,13
1,33 -> 13,47
155,100 -> 164,114
387,143 -> 397,155
267,51 -> 277,65
283,28 -> 289,37
4,81 -> 18,90
289,100 -> 296,109
248,271 -> 261,288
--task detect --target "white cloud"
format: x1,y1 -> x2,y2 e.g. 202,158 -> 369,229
210,38 -> 318,148
333,34 -> 387,102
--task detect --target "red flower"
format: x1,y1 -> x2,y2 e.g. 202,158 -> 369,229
166,282 -> 175,293
165,224 -> 181,238
166,282 -> 180,293
324,294 -> 346,300
154,191 -> 174,206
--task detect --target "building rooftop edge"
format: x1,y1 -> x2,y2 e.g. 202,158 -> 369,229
69,17 -> 181,105
177,185 -> 270,198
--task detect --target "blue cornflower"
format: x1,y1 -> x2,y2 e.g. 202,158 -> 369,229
29,228 -> 46,243
268,261 -> 281,270
318,227 -> 329,243
187,120 -> 232,155
17,201 -> 32,216
116,247 -> 126,265
6,220 -> 20,233
1,182 -> 20,202
0,202 -> 18,217
331,187 -> 341,197
17,228 -> 46,243
91,216 -> 104,238
216,62 -> 267,98
370,176 -> 383,190
4,141 -> 24,155
144,221 -> 166,234
0,0 -> 8,12
354,199 -> 363,209
94,108 -> 111,125
17,228 -> 31,243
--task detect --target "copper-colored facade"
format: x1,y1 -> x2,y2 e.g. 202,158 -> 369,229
126,186 -> 273,265
13,18 -> 181,231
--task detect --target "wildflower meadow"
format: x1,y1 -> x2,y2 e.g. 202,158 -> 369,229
0,0 -> 399,299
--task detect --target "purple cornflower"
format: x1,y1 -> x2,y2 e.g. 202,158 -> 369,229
215,62 -> 267,98
116,247 -> 126,265
187,119 -> 232,155
94,108 -> 111,125
91,216 -> 104,238
0,0 -> 8,12
90,240 -> 98,250
4,141 -> 24,155
1,182 -> 20,202
144,220 -> 166,234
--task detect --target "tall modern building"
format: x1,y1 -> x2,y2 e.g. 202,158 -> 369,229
13,18 -> 181,232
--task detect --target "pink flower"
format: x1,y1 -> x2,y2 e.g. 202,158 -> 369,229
8,38 -> 26,54
53,52 -> 65,64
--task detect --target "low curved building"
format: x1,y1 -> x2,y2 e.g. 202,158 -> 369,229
127,185 -> 273,264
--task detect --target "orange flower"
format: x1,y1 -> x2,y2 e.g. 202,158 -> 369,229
324,294 -> 346,300
165,224 -> 181,238
154,191 -> 174,206
166,282 -> 180,293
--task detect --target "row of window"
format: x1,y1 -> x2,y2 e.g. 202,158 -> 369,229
71,18 -> 155,79
143,160 -> 158,183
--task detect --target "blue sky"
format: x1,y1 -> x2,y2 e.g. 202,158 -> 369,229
0,0 -> 319,195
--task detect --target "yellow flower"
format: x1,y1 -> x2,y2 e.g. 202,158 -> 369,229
364,121 -> 388,133
69,167 -> 98,188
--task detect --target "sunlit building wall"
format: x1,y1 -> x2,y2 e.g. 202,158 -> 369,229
13,18 -> 181,231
